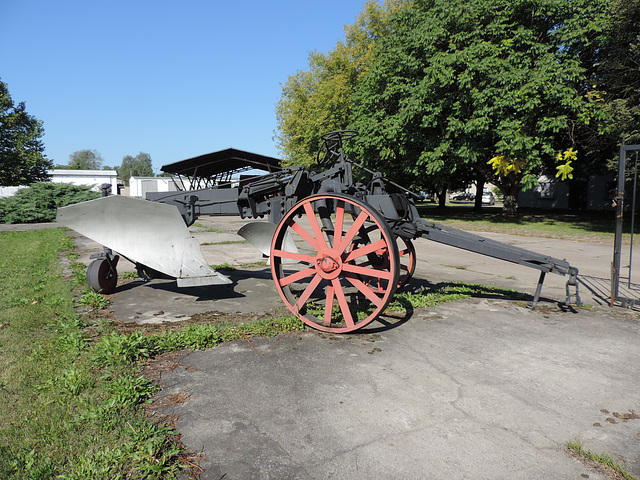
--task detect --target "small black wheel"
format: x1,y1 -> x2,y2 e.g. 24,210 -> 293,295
87,258 -> 118,294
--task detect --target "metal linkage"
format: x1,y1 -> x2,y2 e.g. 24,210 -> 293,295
361,189 -> 580,307
163,130 -> 582,310
58,130 -> 583,332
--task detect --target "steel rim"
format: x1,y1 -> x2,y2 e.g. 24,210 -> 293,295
349,227 -> 416,291
397,237 -> 416,290
270,193 -> 399,333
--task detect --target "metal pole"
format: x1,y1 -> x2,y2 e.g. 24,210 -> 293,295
629,152 -> 638,288
611,143 -> 626,305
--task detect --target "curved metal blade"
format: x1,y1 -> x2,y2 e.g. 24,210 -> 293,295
57,195 -> 231,286
237,221 -> 299,264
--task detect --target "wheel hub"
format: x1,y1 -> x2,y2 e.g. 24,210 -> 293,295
315,252 -> 342,280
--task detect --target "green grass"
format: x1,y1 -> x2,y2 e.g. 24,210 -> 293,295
304,283 -> 523,325
567,439 -> 638,480
211,263 -> 237,271
211,260 -> 268,271
201,240 -> 248,246
0,229 -> 306,479
189,223 -> 224,233
389,283 -> 523,310
0,230 -> 185,479
417,204 -> 636,243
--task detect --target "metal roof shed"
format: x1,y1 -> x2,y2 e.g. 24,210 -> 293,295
161,148 -> 282,190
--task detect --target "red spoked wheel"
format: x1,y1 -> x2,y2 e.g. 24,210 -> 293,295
270,193 -> 400,333
349,227 -> 416,291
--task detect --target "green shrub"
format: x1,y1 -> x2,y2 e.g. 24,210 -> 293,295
0,183 -> 100,224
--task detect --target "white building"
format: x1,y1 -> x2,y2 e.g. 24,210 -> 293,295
128,177 -> 180,198
49,169 -> 118,193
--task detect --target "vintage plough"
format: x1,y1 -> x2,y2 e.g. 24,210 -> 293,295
58,131 -> 581,333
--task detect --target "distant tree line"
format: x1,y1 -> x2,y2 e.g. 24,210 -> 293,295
276,0 -> 640,214
56,150 -> 154,186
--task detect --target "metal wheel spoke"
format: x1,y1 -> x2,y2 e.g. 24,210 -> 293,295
346,276 -> 385,308
336,210 -> 370,253
289,218 -> 322,252
332,278 -> 355,329
324,286 -> 335,325
278,266 -> 316,287
294,273 -> 323,310
303,202 -> 328,250
271,249 -> 314,263
344,239 -> 388,262
333,200 -> 345,249
341,263 -> 393,280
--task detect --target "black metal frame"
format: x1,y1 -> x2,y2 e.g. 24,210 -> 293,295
611,143 -> 640,306
149,131 -> 581,307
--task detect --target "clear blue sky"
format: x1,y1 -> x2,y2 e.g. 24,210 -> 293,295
1,0 -> 369,173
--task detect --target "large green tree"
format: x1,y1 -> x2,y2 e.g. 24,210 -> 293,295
275,0 -> 406,167
118,152 -> 153,185
68,149 -> 104,170
350,0 -> 608,214
596,0 -> 640,146
0,80 -> 52,186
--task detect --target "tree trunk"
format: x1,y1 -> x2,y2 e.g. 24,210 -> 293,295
474,178 -> 485,211
437,186 -> 447,208
502,183 -> 520,216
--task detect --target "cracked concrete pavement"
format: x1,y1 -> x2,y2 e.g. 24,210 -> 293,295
155,300 -> 639,479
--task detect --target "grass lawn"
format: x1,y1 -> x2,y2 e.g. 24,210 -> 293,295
417,203 -> 636,243
0,229 -> 187,479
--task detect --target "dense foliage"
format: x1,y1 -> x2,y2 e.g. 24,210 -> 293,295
275,1 -> 407,167
0,183 -> 100,224
352,0 -> 609,213
67,149 -> 104,170
276,0 -> 639,213
0,79 -> 52,186
118,152 -> 154,185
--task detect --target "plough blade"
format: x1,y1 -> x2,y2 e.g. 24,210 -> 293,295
237,221 -> 299,264
57,196 -> 231,287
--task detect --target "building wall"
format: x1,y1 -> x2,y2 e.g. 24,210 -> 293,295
518,176 -> 570,209
0,186 -> 23,198
49,169 -> 118,193
129,177 -> 180,197
518,174 -> 627,211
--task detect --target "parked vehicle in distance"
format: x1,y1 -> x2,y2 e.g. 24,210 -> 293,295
482,191 -> 496,205
451,192 -> 475,202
